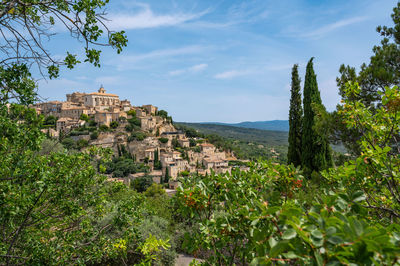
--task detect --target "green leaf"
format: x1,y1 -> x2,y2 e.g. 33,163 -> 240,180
282,228 -> 297,240
327,236 -> 343,245
314,250 -> 324,266
352,191 -> 366,202
311,229 -> 323,239
269,240 -> 289,257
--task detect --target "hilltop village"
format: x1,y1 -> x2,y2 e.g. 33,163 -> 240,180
34,87 -> 241,188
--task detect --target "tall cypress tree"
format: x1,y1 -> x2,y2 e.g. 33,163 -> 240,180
302,58 -> 332,173
287,64 -> 303,167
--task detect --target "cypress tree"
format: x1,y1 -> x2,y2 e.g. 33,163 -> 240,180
287,64 -> 303,167
302,58 -> 332,173
164,168 -> 169,184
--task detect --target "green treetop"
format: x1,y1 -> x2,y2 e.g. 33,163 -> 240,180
287,64 -> 303,167
302,58 -> 332,174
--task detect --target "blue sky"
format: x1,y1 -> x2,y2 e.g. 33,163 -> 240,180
38,0 -> 397,123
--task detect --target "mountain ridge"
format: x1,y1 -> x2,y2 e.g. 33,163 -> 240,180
187,120 -> 289,132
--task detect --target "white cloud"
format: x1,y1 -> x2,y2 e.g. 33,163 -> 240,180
189,63 -> 208,72
108,3 -> 209,30
214,69 -> 251,79
120,45 -> 207,64
169,69 -> 186,76
169,63 -> 208,76
301,16 -> 368,38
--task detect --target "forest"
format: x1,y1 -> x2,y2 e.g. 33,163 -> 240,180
0,0 -> 400,265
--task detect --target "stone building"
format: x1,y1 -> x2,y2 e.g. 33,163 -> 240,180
142,104 -> 158,115
56,117 -> 85,132
94,110 -> 120,126
66,92 -> 86,105
83,87 -> 120,110
60,106 -> 91,120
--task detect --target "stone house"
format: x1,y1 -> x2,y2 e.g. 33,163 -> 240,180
56,117 -> 85,132
178,138 -> 190,148
83,87 -> 120,110
142,104 -> 158,115
60,106 -> 91,120
66,92 -> 86,105
94,110 -> 120,126
200,143 -> 216,153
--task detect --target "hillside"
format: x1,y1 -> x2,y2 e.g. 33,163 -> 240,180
176,122 -> 288,147
208,120 -> 289,132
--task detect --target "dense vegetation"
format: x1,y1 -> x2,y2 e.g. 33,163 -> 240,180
1,1 -> 400,265
175,83 -> 400,264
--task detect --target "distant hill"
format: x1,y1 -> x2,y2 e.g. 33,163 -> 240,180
206,120 -> 289,132
176,122 -> 288,147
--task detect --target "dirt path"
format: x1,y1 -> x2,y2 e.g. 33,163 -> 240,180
175,254 -> 203,265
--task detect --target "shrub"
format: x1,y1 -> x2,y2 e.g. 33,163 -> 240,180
131,175 -> 153,192
89,120 -> 97,127
43,115 -> 57,128
128,117 -> 141,127
144,183 -> 166,198
128,132 -> 146,142
127,109 -> 136,116
90,131 -> 99,140
110,121 -> 119,129
79,113 -> 89,122
179,171 -> 190,177
61,137 -> 76,150
76,139 -> 89,149
99,124 -> 109,132
158,137 -> 168,144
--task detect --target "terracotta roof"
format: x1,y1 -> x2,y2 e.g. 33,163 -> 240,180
57,117 -> 74,122
200,143 -> 214,147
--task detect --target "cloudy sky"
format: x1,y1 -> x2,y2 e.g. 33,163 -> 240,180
38,0 -> 397,122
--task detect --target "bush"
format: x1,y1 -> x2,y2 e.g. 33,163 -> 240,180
79,113 -> 89,122
189,138 -> 197,147
106,156 -> 148,177
89,120 -> 97,127
76,139 -> 89,149
43,115 -> 57,128
110,121 -> 119,129
99,124 -> 109,132
61,137 -> 76,150
128,132 -> 146,142
179,171 -> 190,177
157,110 -> 168,119
127,109 -> 136,116
131,176 -> 153,192
137,216 -> 176,266
90,131 -> 99,140
128,117 -> 141,127
144,183 -> 166,198
158,137 -> 168,144
192,146 -> 201,153
39,138 -> 64,155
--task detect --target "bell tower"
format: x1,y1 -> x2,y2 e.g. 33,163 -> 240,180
98,85 -> 106,94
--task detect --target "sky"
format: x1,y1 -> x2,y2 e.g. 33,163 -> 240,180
37,0 -> 398,123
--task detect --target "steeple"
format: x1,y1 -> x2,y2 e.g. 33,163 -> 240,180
98,85 -> 106,94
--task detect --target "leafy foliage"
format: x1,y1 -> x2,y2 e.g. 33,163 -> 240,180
176,161 -> 400,265
0,0 -> 127,79
333,3 -> 400,154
